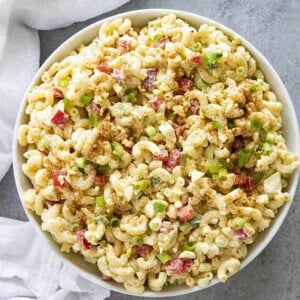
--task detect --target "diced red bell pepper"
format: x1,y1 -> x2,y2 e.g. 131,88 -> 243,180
52,169 -> 67,188
76,229 -> 93,250
51,110 -> 68,127
97,61 -> 113,74
177,204 -> 197,222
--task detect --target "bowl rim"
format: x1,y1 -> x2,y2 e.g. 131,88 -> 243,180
12,8 -> 300,297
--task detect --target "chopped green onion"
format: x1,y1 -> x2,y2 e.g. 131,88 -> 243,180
134,179 -> 148,198
212,120 -> 222,129
98,164 -> 110,174
81,92 -> 93,105
238,149 -> 253,167
250,119 -> 261,130
262,142 -> 273,155
145,125 -> 156,137
58,79 -> 70,87
111,141 -> 124,157
195,79 -> 207,90
124,90 -> 136,103
232,217 -> 246,228
110,217 -> 120,227
156,251 -> 171,264
249,83 -> 260,93
133,236 -> 144,246
181,154 -> 187,166
201,108 -> 207,115
153,202 -> 166,213
63,98 -> 71,110
69,223 -> 79,231
151,177 -> 161,185
203,51 -> 223,69
189,213 -> 202,227
180,222 -> 193,233
218,168 -> 228,180
95,215 -> 109,225
266,132 -> 276,144
192,42 -> 202,53
76,157 -> 88,170
96,196 -> 105,207
253,172 -> 264,184
236,66 -> 245,75
181,241 -> 195,251
223,159 -> 234,170
152,33 -> 162,42
207,160 -> 220,174
89,114 -> 98,128
259,129 -> 267,141
134,179 -> 148,191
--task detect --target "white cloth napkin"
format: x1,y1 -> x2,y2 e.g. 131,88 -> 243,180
0,217 -> 111,300
0,0 -> 130,298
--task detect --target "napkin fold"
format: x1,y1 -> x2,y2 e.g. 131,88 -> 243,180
0,217 -> 111,300
0,0 -> 130,298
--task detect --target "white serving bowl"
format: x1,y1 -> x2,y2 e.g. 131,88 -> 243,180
13,9 -> 300,297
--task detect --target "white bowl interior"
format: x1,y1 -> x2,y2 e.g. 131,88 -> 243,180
13,9 -> 300,297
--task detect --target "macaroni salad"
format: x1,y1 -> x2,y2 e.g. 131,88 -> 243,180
18,14 -> 298,293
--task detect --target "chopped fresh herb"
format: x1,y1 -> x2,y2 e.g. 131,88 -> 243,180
69,223 -> 79,231
192,42 -> 202,53
95,215 -> 109,225
250,119 -> 261,130
96,196 -> 105,207
238,149 -> 253,167
110,217 -> 120,227
151,177 -> 161,185
98,164 -> 110,174
253,172 -> 264,184
266,132 -> 276,144
81,92 -> 93,105
153,202 -> 166,213
111,141 -> 124,157
156,251 -> 171,264
189,214 -> 202,227
218,168 -> 228,180
89,114 -> 98,128
262,142 -> 273,155
181,154 -> 187,166
232,217 -> 246,228
203,51 -> 223,69
181,241 -> 195,252
58,79 -> 70,87
145,125 -> 156,137
133,236 -> 144,246
249,83 -> 260,93
76,157 -> 88,170
195,79 -> 207,90
124,90 -> 136,103
212,120 -> 222,129
63,98 -> 71,110
207,160 -> 220,174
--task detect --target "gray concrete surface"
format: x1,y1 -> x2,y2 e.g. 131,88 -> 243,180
1,0 -> 299,299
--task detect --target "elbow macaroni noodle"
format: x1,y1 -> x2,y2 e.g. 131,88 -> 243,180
18,14 -> 298,293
